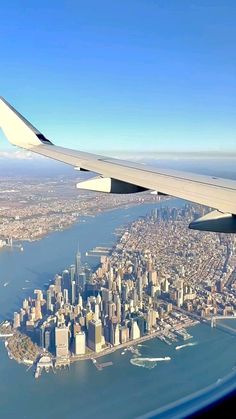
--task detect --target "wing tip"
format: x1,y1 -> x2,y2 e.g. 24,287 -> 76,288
0,97 -> 53,148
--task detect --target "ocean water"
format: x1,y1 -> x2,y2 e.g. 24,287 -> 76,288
0,200 -> 236,419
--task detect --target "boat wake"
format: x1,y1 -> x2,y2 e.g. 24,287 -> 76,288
130,357 -> 171,369
175,342 -> 197,351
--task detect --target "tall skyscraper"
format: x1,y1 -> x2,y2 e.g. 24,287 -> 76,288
136,275 -> 143,301
114,324 -> 120,346
116,296 -> 121,323
69,264 -> 76,281
148,270 -> 158,285
75,244 -> 82,280
54,274 -> 62,294
130,320 -> 140,340
162,278 -> 169,293
94,303 -> 100,321
55,325 -> 69,358
74,331 -> 86,355
78,272 -> 86,291
13,312 -> 20,329
46,289 -> 52,312
35,299 -> 42,320
63,289 -> 69,304
87,319 -> 102,352
62,269 -> 70,291
44,329 -> 51,350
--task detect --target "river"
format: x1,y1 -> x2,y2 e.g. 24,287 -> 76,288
0,200 -> 236,419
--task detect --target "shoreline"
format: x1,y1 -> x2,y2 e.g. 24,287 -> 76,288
2,319 -> 199,368
0,196 -> 170,245
70,319 -> 199,363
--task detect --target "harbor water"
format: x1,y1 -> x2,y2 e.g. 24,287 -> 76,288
0,200 -> 236,419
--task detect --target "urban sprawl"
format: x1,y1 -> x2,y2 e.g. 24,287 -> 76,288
1,203 -> 236,378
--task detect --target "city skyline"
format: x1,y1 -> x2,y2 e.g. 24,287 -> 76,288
4,204 -> 236,378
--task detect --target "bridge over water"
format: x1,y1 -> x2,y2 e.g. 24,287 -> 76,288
211,315 -> 236,328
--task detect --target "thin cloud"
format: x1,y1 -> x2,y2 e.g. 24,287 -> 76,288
0,150 -> 45,160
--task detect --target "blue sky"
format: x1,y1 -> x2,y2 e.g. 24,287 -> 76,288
0,0 -> 236,154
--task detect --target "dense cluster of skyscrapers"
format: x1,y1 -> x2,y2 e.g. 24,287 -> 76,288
13,224 -> 175,363
12,204 -> 235,364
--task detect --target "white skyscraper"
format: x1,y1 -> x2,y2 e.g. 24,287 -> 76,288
55,325 -> 69,358
114,324 -> 120,346
94,303 -> 100,321
130,321 -> 140,340
75,331 -> 86,355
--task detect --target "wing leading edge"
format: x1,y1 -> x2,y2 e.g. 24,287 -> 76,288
1,97 -> 236,233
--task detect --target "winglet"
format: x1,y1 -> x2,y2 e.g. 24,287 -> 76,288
0,97 -> 53,149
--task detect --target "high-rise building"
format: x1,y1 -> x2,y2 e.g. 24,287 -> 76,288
63,289 -> 69,304
94,303 -> 100,321
62,270 -> 70,291
71,280 -> 76,305
13,312 -> 20,328
136,316 -> 146,336
108,267 -> 114,290
54,274 -> 62,294
74,331 -> 86,355
108,301 -> 116,320
20,308 -> 25,323
116,296 -> 121,323
114,324 -> 120,346
34,289 -> 43,301
75,246 -> 82,280
40,325 -> 45,347
148,270 -> 158,285
130,320 -> 140,340
120,326 -> 129,343
121,284 -> 129,302
87,319 -> 102,352
46,289 -> 52,312
162,278 -> 169,293
69,264 -> 76,281
102,288 -> 112,303
176,289 -> 184,307
136,275 -> 143,300
22,299 -> 29,310
116,274 -> 121,293
35,300 -> 42,320
146,308 -> 157,331
78,272 -> 86,291
55,325 -> 69,358
44,329 -> 51,350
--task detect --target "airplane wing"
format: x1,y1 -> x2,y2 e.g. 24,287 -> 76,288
1,96 -> 236,233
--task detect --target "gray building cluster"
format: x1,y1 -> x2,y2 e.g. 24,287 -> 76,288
12,205 -> 236,362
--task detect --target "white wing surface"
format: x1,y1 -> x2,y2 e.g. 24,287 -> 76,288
1,97 -> 236,232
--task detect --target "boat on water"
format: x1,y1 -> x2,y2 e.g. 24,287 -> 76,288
3,282 -> 9,287
175,342 -> 196,350
132,356 -> 171,362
